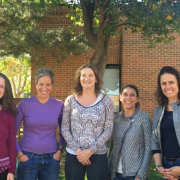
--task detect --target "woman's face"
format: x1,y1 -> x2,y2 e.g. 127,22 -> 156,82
0,77 -> 5,99
80,68 -> 97,90
160,73 -> 179,102
36,76 -> 53,100
120,87 -> 139,110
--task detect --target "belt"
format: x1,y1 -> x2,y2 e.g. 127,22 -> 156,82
163,157 -> 180,162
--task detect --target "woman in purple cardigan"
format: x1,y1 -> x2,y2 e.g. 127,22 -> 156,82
15,68 -> 65,180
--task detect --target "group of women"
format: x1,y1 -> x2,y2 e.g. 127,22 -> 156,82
0,64 -> 180,180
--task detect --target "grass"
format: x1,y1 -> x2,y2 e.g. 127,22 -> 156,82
14,151 -> 162,180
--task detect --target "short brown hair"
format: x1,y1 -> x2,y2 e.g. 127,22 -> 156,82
73,64 -> 103,96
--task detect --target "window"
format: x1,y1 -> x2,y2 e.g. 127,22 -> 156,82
102,65 -> 120,113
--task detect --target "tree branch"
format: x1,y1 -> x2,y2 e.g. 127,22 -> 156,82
11,77 -> 17,98
80,0 -> 97,47
85,0 -> 91,7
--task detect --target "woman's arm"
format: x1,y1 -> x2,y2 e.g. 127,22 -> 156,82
53,103 -> 66,161
15,100 -> 29,162
61,96 -> 80,152
89,97 -> 114,154
136,115 -> 152,180
7,115 -> 16,175
153,153 -> 176,179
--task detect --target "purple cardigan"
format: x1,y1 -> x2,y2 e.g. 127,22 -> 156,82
15,96 -> 65,153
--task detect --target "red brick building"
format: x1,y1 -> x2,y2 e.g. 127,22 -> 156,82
30,7 -> 180,119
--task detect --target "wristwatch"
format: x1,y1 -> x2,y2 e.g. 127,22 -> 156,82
156,165 -> 162,171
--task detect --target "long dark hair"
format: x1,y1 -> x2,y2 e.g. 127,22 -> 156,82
73,64 -> 103,96
121,84 -> 140,108
0,73 -> 16,116
155,66 -> 180,106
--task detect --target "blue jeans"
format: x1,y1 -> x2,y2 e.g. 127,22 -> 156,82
113,173 -> 135,180
163,159 -> 180,180
16,151 -> 60,180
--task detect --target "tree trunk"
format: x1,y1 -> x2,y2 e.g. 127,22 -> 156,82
89,46 -> 108,78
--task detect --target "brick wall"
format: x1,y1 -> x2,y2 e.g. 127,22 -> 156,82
121,29 -> 180,118
31,7 -> 122,102
30,6 -> 180,121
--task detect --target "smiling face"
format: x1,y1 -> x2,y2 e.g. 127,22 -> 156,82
36,76 -> 52,101
0,76 -> 5,99
160,73 -> 179,103
80,68 -> 97,90
120,87 -> 139,111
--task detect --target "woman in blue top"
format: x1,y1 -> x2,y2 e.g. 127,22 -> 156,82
151,66 -> 180,180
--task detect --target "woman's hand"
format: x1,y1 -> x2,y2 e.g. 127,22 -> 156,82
164,166 -> 180,180
76,149 -> 92,166
158,167 -> 175,179
18,154 -> 29,162
7,173 -> 14,180
135,177 -> 141,180
53,150 -> 62,161
17,151 -> 29,162
77,149 -> 93,161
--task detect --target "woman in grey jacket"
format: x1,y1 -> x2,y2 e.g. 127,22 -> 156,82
151,66 -> 180,180
108,84 -> 152,180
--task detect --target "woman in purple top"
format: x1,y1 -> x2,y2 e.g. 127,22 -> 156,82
15,68 -> 65,180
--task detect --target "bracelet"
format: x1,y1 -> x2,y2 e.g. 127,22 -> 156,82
18,154 -> 24,159
58,148 -> 63,153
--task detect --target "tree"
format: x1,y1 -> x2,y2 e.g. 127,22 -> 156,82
0,0 -> 90,63
0,55 -> 31,98
61,0 -> 180,76
1,0 -> 180,77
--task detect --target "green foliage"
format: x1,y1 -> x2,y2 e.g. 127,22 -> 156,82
59,0 -> 180,47
0,0 -> 90,63
0,54 -> 31,98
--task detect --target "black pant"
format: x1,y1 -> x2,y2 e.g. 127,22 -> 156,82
0,170 -> 8,180
65,152 -> 108,180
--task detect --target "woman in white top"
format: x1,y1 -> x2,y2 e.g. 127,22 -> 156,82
61,64 -> 114,180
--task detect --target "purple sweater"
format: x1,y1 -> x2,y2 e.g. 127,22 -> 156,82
15,96 -> 65,153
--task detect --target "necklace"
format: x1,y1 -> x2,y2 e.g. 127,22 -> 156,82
166,104 -> 173,111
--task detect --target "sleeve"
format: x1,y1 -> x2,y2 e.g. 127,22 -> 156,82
58,102 -> 66,146
151,107 -> 161,152
15,100 -> 25,153
7,114 -> 16,174
108,129 -> 114,161
151,150 -> 161,155
89,97 -> 114,154
61,96 -> 80,152
136,114 -> 152,180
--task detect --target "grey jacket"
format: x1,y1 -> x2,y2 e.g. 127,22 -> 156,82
108,109 -> 152,180
151,100 -> 180,157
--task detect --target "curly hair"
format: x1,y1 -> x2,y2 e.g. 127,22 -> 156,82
73,64 -> 103,96
155,66 -> 180,106
0,73 -> 16,116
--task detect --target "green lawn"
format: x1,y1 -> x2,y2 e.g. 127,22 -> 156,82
14,151 -> 162,180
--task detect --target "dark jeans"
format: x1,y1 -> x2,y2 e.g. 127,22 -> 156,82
65,152 -> 108,180
113,173 -> 135,180
112,172 -> 148,180
0,170 -> 8,180
16,151 -> 60,180
163,159 -> 180,180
